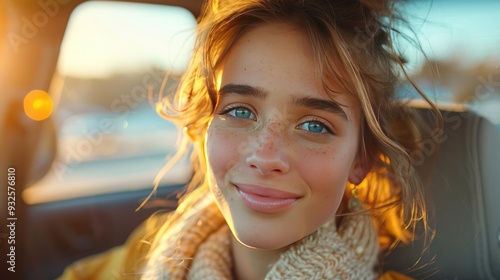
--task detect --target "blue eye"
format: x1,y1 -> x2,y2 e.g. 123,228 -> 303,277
227,107 -> 256,120
298,121 -> 330,134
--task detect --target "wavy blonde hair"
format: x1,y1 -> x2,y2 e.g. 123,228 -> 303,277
149,0 -> 437,255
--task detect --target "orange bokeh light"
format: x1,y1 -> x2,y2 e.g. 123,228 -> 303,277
24,90 -> 53,121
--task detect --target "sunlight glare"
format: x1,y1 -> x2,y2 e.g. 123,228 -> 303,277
58,2 -> 196,78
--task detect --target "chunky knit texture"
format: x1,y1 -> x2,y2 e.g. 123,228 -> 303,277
143,202 -> 379,279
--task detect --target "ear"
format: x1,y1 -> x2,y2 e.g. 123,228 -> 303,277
348,155 -> 372,185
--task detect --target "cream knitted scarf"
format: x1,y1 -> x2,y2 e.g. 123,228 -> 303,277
142,202 -> 379,279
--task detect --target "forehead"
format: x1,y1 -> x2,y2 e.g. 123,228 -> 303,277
221,23 -> 321,93
218,22 -> 360,112
230,22 -> 311,62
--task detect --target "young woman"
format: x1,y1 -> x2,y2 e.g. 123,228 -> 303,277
60,0 -> 435,279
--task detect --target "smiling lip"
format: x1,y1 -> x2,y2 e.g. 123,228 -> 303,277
235,183 -> 300,213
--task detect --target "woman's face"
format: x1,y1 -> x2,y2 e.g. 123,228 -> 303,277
205,22 -> 366,250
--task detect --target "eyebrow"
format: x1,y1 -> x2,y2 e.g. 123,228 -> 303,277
218,83 -> 268,99
293,96 -> 349,121
218,83 -> 348,121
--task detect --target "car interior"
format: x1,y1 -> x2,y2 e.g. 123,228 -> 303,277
1,0 -> 499,279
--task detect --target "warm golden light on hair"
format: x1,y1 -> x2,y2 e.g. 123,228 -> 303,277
215,70 -> 223,92
211,0 -> 220,13
23,90 -> 53,121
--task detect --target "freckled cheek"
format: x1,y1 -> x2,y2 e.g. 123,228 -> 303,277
298,152 -> 351,207
206,126 -> 245,179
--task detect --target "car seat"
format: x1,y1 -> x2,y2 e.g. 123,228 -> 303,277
383,105 -> 500,279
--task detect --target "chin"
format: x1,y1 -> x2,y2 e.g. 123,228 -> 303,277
231,227 -> 296,251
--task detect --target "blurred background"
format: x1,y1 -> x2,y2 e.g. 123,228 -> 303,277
398,0 -> 500,124
21,2 -> 197,204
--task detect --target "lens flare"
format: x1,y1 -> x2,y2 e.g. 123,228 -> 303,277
24,90 -> 53,121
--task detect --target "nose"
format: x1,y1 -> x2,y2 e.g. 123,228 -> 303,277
245,121 -> 290,175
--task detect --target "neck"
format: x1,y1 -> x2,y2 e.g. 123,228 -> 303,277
230,235 -> 287,280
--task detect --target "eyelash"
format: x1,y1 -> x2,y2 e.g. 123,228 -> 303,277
218,104 -> 334,135
297,118 -> 334,135
220,105 -> 256,120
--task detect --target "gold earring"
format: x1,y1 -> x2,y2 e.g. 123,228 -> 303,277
348,184 -> 363,211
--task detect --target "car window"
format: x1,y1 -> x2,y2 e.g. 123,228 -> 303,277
398,0 -> 500,124
24,1 -> 196,204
